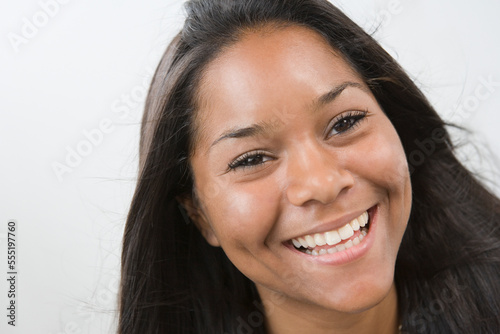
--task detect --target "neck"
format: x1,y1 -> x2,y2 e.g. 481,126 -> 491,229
259,283 -> 399,334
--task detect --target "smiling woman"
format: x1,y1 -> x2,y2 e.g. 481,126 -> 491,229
188,26 -> 411,331
119,1 -> 500,334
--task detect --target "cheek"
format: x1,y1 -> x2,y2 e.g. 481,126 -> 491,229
343,124 -> 412,235
200,179 -> 280,248
347,125 -> 412,242
374,141 -> 409,193
347,127 -> 410,195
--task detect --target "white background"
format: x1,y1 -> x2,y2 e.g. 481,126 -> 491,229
1,0 -> 499,333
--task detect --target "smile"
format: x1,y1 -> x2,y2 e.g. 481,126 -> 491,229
290,211 -> 371,256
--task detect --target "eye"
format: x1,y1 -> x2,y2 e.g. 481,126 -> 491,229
328,110 -> 368,137
227,151 -> 272,171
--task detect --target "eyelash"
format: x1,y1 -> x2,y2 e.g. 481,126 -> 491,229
227,150 -> 270,171
227,110 -> 368,171
327,110 -> 367,138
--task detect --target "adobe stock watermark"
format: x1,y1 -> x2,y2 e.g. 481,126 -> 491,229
371,0 -> 404,29
447,74 -> 500,123
225,257 -> 320,334
51,67 -> 153,183
402,278 -> 469,333
405,74 -> 500,174
230,271 -> 469,334
111,67 -> 154,121
407,128 -> 447,174
7,0 -> 73,54
49,274 -> 120,334
170,74 -> 500,200
51,119 -> 114,183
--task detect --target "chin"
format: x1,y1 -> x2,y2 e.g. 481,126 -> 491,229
332,278 -> 395,314
306,261 -> 397,314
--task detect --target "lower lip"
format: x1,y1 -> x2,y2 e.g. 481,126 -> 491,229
288,206 -> 378,266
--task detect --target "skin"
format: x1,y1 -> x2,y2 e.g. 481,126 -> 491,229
181,25 -> 412,334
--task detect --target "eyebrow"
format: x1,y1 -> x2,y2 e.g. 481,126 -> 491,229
210,81 -> 365,149
316,81 -> 365,108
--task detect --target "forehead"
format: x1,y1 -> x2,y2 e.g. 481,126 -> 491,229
192,25 -> 363,150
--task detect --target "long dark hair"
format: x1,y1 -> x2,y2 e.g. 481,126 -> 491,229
119,1 -> 500,333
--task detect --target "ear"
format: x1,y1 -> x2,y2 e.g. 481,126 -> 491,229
176,195 -> 221,247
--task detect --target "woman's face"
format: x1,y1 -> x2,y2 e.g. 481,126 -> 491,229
186,25 -> 412,315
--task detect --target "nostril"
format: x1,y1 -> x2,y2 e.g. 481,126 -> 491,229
285,172 -> 353,206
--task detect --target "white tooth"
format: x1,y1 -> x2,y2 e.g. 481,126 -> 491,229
305,249 -> 312,255
312,249 -> 319,256
350,218 -> 360,231
361,230 -> 367,237
327,247 -> 337,254
339,224 -> 354,240
325,230 -> 341,245
292,239 -> 302,248
336,244 -> 346,252
353,237 -> 360,245
298,237 -> 309,248
358,233 -> 364,241
359,211 -> 368,227
314,233 -> 327,246
319,249 -> 327,255
344,240 -> 354,249
305,235 -> 316,248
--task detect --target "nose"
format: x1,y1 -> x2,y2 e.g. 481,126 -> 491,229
285,141 -> 354,206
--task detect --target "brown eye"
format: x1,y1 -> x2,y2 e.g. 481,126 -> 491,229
238,154 -> 265,167
228,151 -> 271,171
333,118 -> 356,133
328,111 -> 367,137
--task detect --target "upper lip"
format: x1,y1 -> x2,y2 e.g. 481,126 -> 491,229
286,206 -> 373,241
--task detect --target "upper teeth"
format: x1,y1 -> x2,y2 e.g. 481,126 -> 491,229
291,211 -> 368,249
